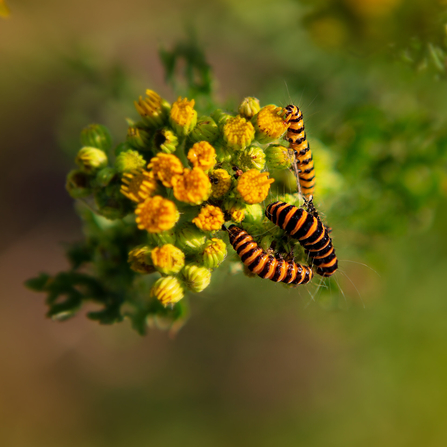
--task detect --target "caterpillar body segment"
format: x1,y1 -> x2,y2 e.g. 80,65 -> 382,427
265,201 -> 338,277
226,225 -> 313,285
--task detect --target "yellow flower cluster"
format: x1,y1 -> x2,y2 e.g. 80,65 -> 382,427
237,169 -> 275,204
192,205 -> 225,231
187,141 -> 216,171
172,168 -> 211,205
135,196 -> 179,233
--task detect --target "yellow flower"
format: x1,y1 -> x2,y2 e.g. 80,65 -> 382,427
254,105 -> 288,144
230,208 -> 245,223
172,168 -> 211,205
147,153 -> 184,187
134,89 -> 170,128
151,244 -> 185,275
75,147 -> 108,173
151,276 -> 184,306
187,141 -> 216,171
181,264 -> 211,293
192,205 -> 225,231
128,245 -> 155,274
237,169 -> 274,204
169,97 -> 197,136
210,169 -> 232,198
135,196 -> 179,233
202,238 -> 227,269
223,115 -> 255,151
121,168 -> 157,202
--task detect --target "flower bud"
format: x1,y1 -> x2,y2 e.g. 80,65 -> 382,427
265,144 -> 292,169
238,97 -> 261,120
176,224 -> 207,254
127,126 -> 151,150
181,264 -> 211,293
66,169 -> 93,198
153,128 -> 178,154
202,238 -> 227,269
95,167 -> 117,187
80,124 -> 112,151
75,147 -> 108,173
128,245 -> 155,274
95,183 -> 132,220
188,116 -> 219,144
151,276 -> 184,306
114,142 -> 133,157
237,145 -> 266,171
134,89 -> 171,129
114,149 -> 146,173
147,230 -> 177,246
211,109 -> 233,130
214,142 -> 233,163
151,244 -> 185,275
169,97 -> 197,136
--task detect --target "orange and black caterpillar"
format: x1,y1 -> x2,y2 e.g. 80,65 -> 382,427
282,104 -> 315,197
265,201 -> 338,277
226,225 -> 313,285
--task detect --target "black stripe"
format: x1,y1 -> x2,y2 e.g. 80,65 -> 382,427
284,261 -> 294,283
290,213 -> 314,240
277,204 -> 295,229
284,207 -> 304,234
301,219 -> 324,245
241,247 -> 258,264
259,256 -> 275,278
312,251 -> 336,267
271,260 -> 284,282
249,252 -> 264,270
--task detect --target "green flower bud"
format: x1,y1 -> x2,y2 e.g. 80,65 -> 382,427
176,224 -> 207,254
238,97 -> 261,120
147,230 -> 177,246
181,264 -> 211,293
214,142 -> 233,163
153,128 -> 178,154
189,116 -> 219,144
127,126 -> 151,150
94,182 -> 132,220
202,238 -> 227,269
66,169 -> 93,198
265,144 -> 292,169
95,167 -> 117,187
134,90 -> 171,129
80,124 -> 112,151
151,244 -> 185,275
128,245 -> 155,274
114,149 -> 146,173
237,145 -> 266,171
243,203 -> 264,224
114,142 -> 133,156
75,147 -> 108,173
151,276 -> 184,307
211,109 -> 233,130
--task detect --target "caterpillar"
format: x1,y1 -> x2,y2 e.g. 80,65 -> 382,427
226,225 -> 313,285
265,201 -> 338,277
282,104 -> 315,197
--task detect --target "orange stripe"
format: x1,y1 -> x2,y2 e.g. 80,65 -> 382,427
299,216 -> 318,241
289,210 -> 308,236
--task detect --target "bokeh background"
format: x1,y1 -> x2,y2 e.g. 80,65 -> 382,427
2,0 -> 447,445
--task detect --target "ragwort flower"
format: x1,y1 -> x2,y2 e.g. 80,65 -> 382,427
223,115 -> 255,151
210,168 -> 232,198
192,205 -> 225,231
135,196 -> 179,233
253,105 -> 288,144
169,97 -> 197,136
151,276 -> 184,306
151,244 -> 185,275
187,141 -> 216,171
237,169 -> 274,204
134,89 -> 170,128
148,153 -> 184,187
172,168 -> 211,205
121,168 -> 157,202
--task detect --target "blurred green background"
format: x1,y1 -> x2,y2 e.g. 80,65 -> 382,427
2,0 -> 447,445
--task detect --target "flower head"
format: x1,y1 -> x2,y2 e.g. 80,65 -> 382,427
202,238 -> 227,269
253,105 -> 288,144
121,168 -> 157,202
265,144 -> 293,170
151,276 -> 184,306
187,141 -> 216,171
128,245 -> 155,273
237,169 -> 274,204
181,264 -> 211,293
127,126 -> 151,150
135,196 -> 179,233
189,116 -> 219,143
114,149 -> 146,173
238,97 -> 261,120
151,244 -> 185,275
134,89 -> 170,128
192,205 -> 225,231
223,115 -> 255,151
169,97 -> 197,136
172,168 -> 211,205
147,153 -> 184,187
210,168 -> 232,198
75,147 -> 108,173
176,224 -> 207,254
